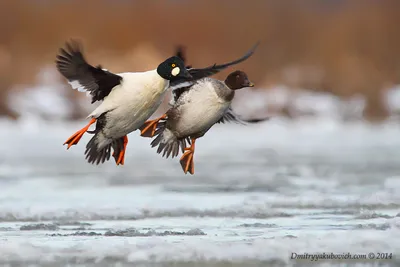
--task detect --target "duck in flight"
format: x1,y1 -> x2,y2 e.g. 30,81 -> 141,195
56,40 -> 192,165
138,42 -> 260,138
56,40 -> 258,166
143,45 -> 270,175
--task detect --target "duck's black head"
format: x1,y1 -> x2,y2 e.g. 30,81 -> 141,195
157,56 -> 192,80
224,70 -> 254,90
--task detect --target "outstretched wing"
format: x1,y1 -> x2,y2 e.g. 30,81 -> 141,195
175,45 -> 192,69
169,41 -> 260,91
56,40 -> 123,104
217,107 -> 270,125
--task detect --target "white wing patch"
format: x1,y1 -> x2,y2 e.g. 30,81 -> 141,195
68,80 -> 86,92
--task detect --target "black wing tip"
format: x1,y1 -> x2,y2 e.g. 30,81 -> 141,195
55,38 -> 88,71
175,45 -> 185,56
240,40 -> 261,60
175,45 -> 188,65
65,38 -> 83,51
199,40 -> 261,73
234,40 -> 261,61
243,116 -> 270,124
251,41 -> 261,51
57,38 -> 84,58
174,45 -> 192,69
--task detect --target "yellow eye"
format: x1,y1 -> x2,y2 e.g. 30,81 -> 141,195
171,63 -> 176,68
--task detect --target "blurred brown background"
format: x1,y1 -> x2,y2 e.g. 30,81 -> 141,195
1,0 -> 400,121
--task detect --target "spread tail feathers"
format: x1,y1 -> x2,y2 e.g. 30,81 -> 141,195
150,122 -> 189,159
84,133 -> 114,165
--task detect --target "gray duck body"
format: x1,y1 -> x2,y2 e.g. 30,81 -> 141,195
150,69 -> 256,160
167,77 -> 234,139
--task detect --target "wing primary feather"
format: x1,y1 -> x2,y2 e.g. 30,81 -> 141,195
187,41 -> 260,80
169,41 -> 260,91
217,106 -> 269,125
201,41 -> 260,72
55,39 -> 122,103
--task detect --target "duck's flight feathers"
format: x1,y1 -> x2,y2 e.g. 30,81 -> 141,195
217,107 -> 270,125
56,39 -> 122,104
170,41 -> 260,91
175,46 -> 192,69
188,41 -> 259,80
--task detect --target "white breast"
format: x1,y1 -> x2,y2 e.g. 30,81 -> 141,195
174,80 -> 230,137
88,70 -> 169,138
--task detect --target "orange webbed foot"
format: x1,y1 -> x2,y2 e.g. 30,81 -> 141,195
139,114 -> 167,138
179,138 -> 196,175
64,118 -> 96,149
113,135 -> 128,166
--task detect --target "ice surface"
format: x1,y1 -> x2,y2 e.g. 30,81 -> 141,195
0,76 -> 399,267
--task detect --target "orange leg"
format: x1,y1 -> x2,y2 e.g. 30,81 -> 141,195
179,138 -> 196,175
64,118 -> 96,149
115,135 -> 128,166
139,114 -> 167,138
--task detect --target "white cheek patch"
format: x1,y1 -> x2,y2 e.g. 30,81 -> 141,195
171,67 -> 180,76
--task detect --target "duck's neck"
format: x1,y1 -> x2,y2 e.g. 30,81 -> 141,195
217,81 -> 235,102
